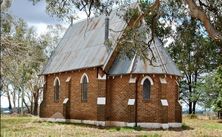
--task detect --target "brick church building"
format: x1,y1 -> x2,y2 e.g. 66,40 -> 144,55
40,6 -> 182,129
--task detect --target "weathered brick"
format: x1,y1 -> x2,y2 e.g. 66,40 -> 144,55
40,68 -> 182,124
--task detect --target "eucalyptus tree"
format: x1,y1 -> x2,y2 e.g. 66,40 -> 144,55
1,0 -> 65,114
1,16 -> 45,113
168,18 -> 221,114
199,66 -> 222,117
30,0 -> 222,45
1,1 -> 30,112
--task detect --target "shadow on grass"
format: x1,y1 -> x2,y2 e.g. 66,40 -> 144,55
167,123 -> 194,131
44,121 -> 194,132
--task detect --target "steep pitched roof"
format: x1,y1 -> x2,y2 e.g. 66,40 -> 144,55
41,6 -> 181,76
108,38 -> 182,76
41,11 -> 126,75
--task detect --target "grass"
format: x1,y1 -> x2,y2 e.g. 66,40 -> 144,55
1,115 -> 222,137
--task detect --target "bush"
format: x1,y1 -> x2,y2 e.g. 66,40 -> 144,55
181,123 -> 189,130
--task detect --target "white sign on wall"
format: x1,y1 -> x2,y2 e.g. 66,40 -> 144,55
160,78 -> 167,84
97,97 -> 106,105
128,99 -> 135,105
161,99 -> 168,106
63,98 -> 69,104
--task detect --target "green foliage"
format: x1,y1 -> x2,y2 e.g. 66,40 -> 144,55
123,8 -> 140,23
181,123 -> 190,130
200,66 -> 222,112
168,16 -> 221,113
1,3 -> 65,113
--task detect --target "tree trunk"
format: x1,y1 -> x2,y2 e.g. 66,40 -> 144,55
192,71 -> 198,114
189,102 -> 192,114
192,101 -> 196,114
12,88 -> 16,113
6,85 -> 12,111
187,42 -> 193,114
23,99 -> 30,113
33,90 -> 39,115
185,0 -> 222,42
30,99 -> 33,114
188,75 -> 193,114
17,89 -> 20,113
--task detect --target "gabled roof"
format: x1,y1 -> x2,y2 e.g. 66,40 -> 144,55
41,5 -> 181,77
41,11 -> 126,75
108,38 -> 182,76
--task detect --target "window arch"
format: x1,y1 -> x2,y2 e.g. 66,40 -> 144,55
54,77 -> 60,101
80,73 -> 89,101
141,76 -> 154,85
143,79 -> 151,100
141,76 -> 153,100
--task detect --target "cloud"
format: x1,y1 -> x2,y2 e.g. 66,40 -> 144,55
9,0 -> 61,24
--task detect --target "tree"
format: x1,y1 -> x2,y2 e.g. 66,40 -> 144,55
1,2 -> 30,112
1,17 -> 45,113
1,0 -> 65,114
168,18 -> 221,114
199,66 -> 222,117
30,0 -> 222,44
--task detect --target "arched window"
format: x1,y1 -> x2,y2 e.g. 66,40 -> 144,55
80,73 -> 89,102
143,79 -> 151,100
54,77 -> 60,101
141,76 -> 153,100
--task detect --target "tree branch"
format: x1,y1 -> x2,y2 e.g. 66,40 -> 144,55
185,0 -> 222,42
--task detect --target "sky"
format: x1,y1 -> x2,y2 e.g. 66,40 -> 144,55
8,0 -> 69,34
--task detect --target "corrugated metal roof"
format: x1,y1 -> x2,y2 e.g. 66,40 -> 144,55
41,11 -> 127,75
108,38 -> 182,76
41,4 -> 181,76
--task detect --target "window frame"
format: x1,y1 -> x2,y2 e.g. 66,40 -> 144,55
141,76 -> 153,101
80,73 -> 89,102
53,77 -> 60,102
143,79 -> 151,100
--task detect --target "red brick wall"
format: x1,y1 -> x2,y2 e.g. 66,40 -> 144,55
107,74 -> 181,123
40,68 -> 98,120
40,69 -> 182,123
107,75 -> 135,122
161,76 -> 181,123
137,75 -> 162,123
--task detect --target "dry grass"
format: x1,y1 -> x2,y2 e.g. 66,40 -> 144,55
1,115 -> 222,137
